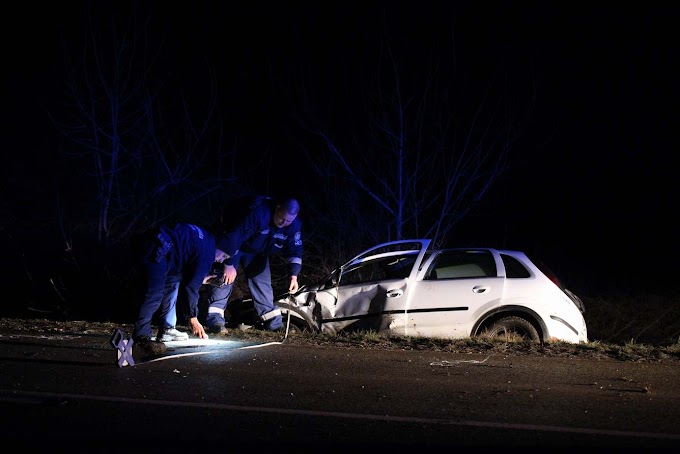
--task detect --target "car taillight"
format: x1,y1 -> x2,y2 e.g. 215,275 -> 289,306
535,259 -> 586,314
563,288 -> 586,314
536,260 -> 563,289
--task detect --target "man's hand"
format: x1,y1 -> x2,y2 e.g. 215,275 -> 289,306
288,275 -> 299,294
188,317 -> 208,339
202,273 -> 217,285
224,264 -> 237,285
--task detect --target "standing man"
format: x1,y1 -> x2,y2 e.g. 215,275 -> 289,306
132,223 -> 228,355
205,196 -> 303,333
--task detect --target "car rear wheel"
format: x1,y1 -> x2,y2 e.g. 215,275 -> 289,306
482,316 -> 541,342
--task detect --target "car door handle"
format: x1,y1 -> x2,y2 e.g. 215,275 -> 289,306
472,286 -> 489,294
386,289 -> 403,298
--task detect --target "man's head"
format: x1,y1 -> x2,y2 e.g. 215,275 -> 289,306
273,198 -> 300,228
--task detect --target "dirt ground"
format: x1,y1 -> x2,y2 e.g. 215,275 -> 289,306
2,316 -> 680,364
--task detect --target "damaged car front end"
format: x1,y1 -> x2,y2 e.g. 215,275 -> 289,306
226,239 -> 588,343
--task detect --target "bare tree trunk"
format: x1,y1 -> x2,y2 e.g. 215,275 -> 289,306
53,4 -> 237,250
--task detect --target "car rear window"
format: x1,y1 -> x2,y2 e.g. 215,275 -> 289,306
500,254 -> 531,278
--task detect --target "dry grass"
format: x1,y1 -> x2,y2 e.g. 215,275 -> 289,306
3,292 -> 680,364
3,313 -> 680,365
583,292 -> 680,346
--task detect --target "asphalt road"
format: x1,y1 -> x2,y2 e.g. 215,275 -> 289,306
1,329 -> 680,451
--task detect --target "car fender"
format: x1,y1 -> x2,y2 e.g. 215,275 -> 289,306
276,299 -> 320,332
472,305 -> 548,340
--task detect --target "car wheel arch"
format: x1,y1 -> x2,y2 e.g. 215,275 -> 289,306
472,305 -> 548,342
277,302 -> 319,333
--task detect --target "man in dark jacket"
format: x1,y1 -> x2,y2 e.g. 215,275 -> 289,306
132,223 -> 228,355
205,196 -> 303,333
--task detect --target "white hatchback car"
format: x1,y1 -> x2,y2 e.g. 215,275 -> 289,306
230,239 -> 588,343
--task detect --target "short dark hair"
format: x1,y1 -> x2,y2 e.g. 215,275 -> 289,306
277,198 -> 300,216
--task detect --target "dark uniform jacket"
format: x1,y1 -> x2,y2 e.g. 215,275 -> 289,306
221,197 -> 303,277
157,223 -> 216,319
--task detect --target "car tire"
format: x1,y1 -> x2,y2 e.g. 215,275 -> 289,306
280,313 -> 309,333
483,316 -> 541,342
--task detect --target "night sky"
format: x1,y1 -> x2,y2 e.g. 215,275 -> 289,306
3,1 -> 678,298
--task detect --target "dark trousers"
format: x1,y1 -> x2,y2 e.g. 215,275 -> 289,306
205,252 -> 283,330
132,231 -> 181,339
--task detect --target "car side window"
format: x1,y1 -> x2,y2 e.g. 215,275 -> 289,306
322,269 -> 341,290
426,250 -> 496,279
501,254 -> 531,278
340,254 -> 415,286
340,261 -> 388,286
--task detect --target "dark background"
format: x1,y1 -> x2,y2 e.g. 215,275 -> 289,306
2,1 -> 678,320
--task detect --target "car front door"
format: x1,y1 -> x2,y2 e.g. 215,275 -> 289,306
313,252 -> 419,335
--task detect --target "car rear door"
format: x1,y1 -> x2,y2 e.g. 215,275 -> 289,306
404,249 -> 504,338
